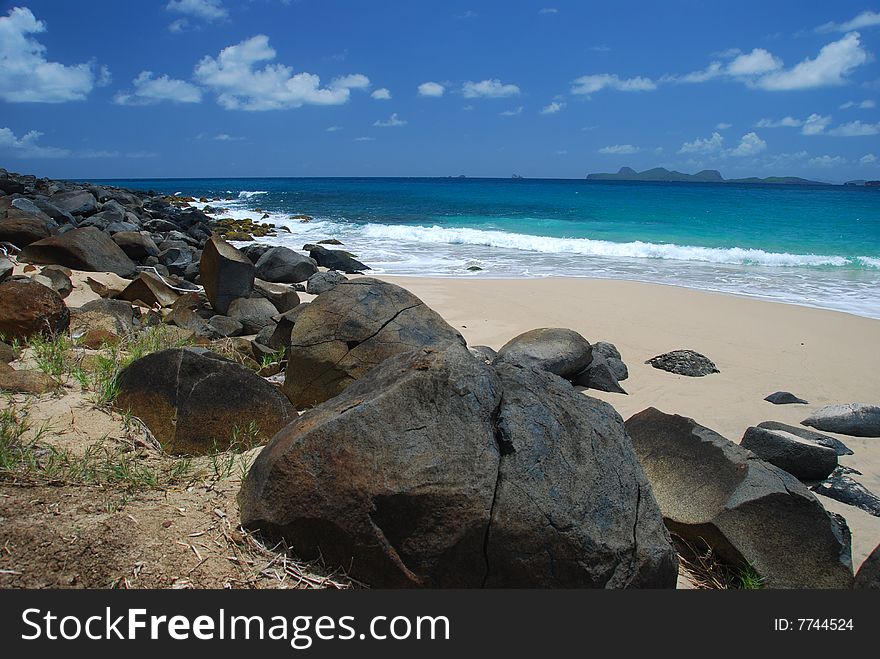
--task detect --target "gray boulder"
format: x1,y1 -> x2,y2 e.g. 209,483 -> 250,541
625,407 -> 853,588
811,468 -> 880,518
283,278 -> 464,407
573,359 -> 627,394
19,227 -> 138,277
254,247 -> 317,283
253,278 -> 300,313
802,403 -> 880,438
112,231 -> 160,260
308,244 -> 369,273
756,421 -> 853,456
493,328 -> 592,381
468,345 -> 497,363
306,270 -> 348,295
50,190 -> 97,216
646,350 -> 719,377
227,296 -> 278,334
765,391 -> 808,405
740,426 -> 837,481
208,315 -> 243,338
593,341 -> 629,381
199,236 -> 254,315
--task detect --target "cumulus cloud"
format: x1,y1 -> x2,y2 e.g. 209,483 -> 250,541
0,7 -> 99,103
373,112 -> 406,127
839,99 -> 875,109
538,8 -> 558,14
727,48 -> 783,76
500,106 -> 523,116
828,120 -> 880,136
371,87 -> 391,100
715,122 -> 732,130
325,125 -> 343,132
861,153 -> 877,164
816,10 -> 880,33
809,154 -> 847,166
728,132 -> 767,156
194,35 -> 369,110
462,79 -> 521,98
114,71 -> 203,105
0,126 -> 68,158
167,0 -> 228,20
540,101 -> 565,114
598,144 -> 639,154
418,81 -> 445,97
756,32 -> 868,90
755,113 -> 831,135
354,136 -> 375,142
678,132 -> 725,155
676,131 -> 766,157
571,73 -> 656,94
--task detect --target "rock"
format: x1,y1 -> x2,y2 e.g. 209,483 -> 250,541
0,258 -> 12,283
740,426 -> 837,481
0,213 -> 52,246
49,190 -> 97,216
265,305 -> 308,349
241,345 -> 676,588
283,278 -> 465,407
112,231 -> 160,260
572,359 -> 627,394
207,315 -> 243,338
802,403 -> 880,438
0,340 -> 17,363
199,236 -> 254,315
493,328 -> 592,381
115,348 -> 296,455
34,266 -> 72,299
10,198 -> 53,223
254,247 -> 317,284
29,197 -> 74,224
308,244 -> 369,273
117,272 -> 179,308
70,299 -> 138,338
306,270 -> 347,295
645,350 -> 719,377
468,345 -> 497,363
0,364 -> 56,394
765,391 -> 809,405
855,543 -> 880,589
239,243 -> 274,264
167,305 -> 220,339
811,468 -> 880,518
77,328 -> 120,349
0,279 -> 70,341
227,296 -> 278,334
625,407 -> 853,588
592,341 -> 629,381
20,227 -> 138,277
756,421 -> 853,456
253,279 -> 300,313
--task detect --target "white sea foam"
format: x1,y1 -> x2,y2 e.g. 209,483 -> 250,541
237,190 -> 268,199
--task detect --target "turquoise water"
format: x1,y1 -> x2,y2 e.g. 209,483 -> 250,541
95,177 -> 880,318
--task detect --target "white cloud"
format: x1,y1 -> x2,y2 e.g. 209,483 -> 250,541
598,144 -> 639,154
839,99 -> 875,109
374,112 -> 406,127
212,133 -> 241,141
756,32 -> 868,91
728,132 -> 767,156
325,125 -> 343,132
816,11 -> 880,33
462,79 -> 521,98
802,113 -> 832,135
571,73 -> 656,94
500,106 -> 523,116
713,47 -> 743,58
727,48 -> 783,76
540,101 -> 565,114
678,132 -> 724,155
538,8 -> 558,14
371,87 -> 391,100
861,153 -> 877,164
715,122 -> 732,130
194,35 -> 369,110
166,0 -> 228,21
755,116 -> 802,128
828,120 -> 880,136
114,71 -> 203,105
664,61 -> 723,84
0,126 -> 68,158
809,154 -> 847,167
354,136 -> 375,142
0,7 -> 98,103
418,81 -> 445,97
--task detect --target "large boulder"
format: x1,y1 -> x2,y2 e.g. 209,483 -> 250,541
19,227 -> 138,277
112,231 -> 160,260
283,278 -> 465,407
756,421 -> 852,456
646,350 -> 719,377
0,363 -> 56,394
199,236 -> 254,315
240,345 -> 677,588
0,212 -> 52,246
855,543 -> 880,589
49,190 -> 97,216
306,270 -> 347,295
254,247 -> 317,283
740,426 -> 837,481
0,279 -> 70,341
802,403 -> 880,438
625,408 -> 853,588
493,328 -> 592,381
253,279 -> 300,313
811,468 -> 880,518
115,348 -> 296,455
227,296 -> 277,334
308,244 -> 369,273
70,299 -> 138,339
117,272 -> 179,308
765,391 -> 808,405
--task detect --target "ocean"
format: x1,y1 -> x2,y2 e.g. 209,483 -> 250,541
94,177 -> 880,319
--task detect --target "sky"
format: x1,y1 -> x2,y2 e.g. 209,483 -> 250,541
1,0 -> 879,181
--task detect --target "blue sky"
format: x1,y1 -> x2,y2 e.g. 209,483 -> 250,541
1,0 -> 879,181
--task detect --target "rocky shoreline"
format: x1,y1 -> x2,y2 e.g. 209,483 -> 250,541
1,167 -> 879,589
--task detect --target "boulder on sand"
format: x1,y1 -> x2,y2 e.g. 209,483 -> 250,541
306,270 -> 347,295
115,348 -> 295,455
645,350 -> 719,377
283,278 -> 465,407
493,328 -> 592,381
240,345 -> 677,588
117,271 -> 179,308
756,421 -> 853,456
199,236 -> 254,315
308,244 -> 369,273
811,468 -> 880,518
0,213 -> 52,246
0,279 -> 70,341
740,426 -> 837,481
625,407 -> 853,588
70,299 -> 139,339
802,403 -> 880,438
19,227 -> 138,278
254,246 -> 317,283
765,391 -> 808,405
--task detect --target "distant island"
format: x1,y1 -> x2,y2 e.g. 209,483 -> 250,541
586,167 -> 828,186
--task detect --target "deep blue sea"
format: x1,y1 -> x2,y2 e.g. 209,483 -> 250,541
94,177 -> 880,318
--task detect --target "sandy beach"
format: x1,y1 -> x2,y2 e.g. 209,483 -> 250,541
379,275 -> 880,570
